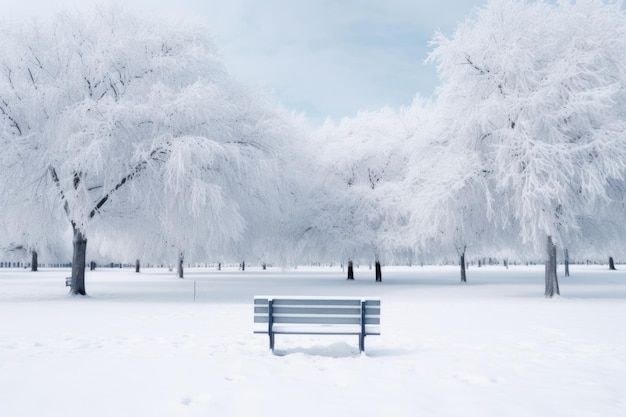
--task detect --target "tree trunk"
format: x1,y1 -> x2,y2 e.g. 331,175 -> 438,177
460,252 -> 467,283
545,236 -> 560,298
609,256 -> 616,270
375,260 -> 382,282
347,260 -> 354,280
241,261 -> 245,271
70,226 -> 87,295
31,250 -> 38,272
135,259 -> 140,273
564,249 -> 570,277
177,253 -> 184,278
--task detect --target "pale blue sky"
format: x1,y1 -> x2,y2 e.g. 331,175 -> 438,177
4,0 -> 486,124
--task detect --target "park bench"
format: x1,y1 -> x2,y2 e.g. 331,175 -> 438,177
253,296 -> 381,352
65,277 -> 71,287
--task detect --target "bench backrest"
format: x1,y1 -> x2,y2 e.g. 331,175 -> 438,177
254,296 -> 380,333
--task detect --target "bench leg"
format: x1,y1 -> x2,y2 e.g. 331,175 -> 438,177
268,299 -> 275,351
360,300 -> 366,352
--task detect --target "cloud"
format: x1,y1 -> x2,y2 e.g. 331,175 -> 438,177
199,0 -> 483,123
4,0 -> 485,124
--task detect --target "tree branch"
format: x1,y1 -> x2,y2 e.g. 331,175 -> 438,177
48,165 -> 74,227
465,55 -> 488,75
88,146 -> 169,219
465,55 -> 505,95
0,100 -> 22,135
27,68 -> 37,89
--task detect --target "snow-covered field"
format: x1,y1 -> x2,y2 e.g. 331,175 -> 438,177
1,265 -> 625,416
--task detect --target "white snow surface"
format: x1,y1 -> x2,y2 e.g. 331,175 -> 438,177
1,265 -> 625,416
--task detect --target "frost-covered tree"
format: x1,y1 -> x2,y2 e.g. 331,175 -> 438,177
404,125 -> 504,282
93,91 -> 302,278
303,102 -> 426,279
575,178 -> 626,263
218,108 -> 310,270
0,8 -> 296,293
428,0 -> 626,296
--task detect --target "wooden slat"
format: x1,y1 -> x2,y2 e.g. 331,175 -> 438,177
272,316 -> 362,325
283,306 -> 362,315
364,307 -> 381,315
255,306 -> 363,315
272,299 -> 362,307
255,306 -> 379,315
254,316 -> 380,324
254,328 -> 380,335
255,296 -> 379,301
272,330 -> 365,335
255,297 -> 380,306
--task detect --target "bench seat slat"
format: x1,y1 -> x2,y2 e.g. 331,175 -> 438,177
275,299 -> 362,306
255,306 -> 363,315
254,315 -> 380,325
254,297 -> 380,307
258,330 -> 382,336
265,316 -> 361,325
255,307 -> 380,316
255,326 -> 380,335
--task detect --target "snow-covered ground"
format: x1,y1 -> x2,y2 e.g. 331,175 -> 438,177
1,264 -> 625,416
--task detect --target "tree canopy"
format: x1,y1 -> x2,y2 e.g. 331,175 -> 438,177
426,0 -> 626,250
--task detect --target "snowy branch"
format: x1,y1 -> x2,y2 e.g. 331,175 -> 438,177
0,100 -> 22,135
89,146 -> 170,219
48,166 -> 73,226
